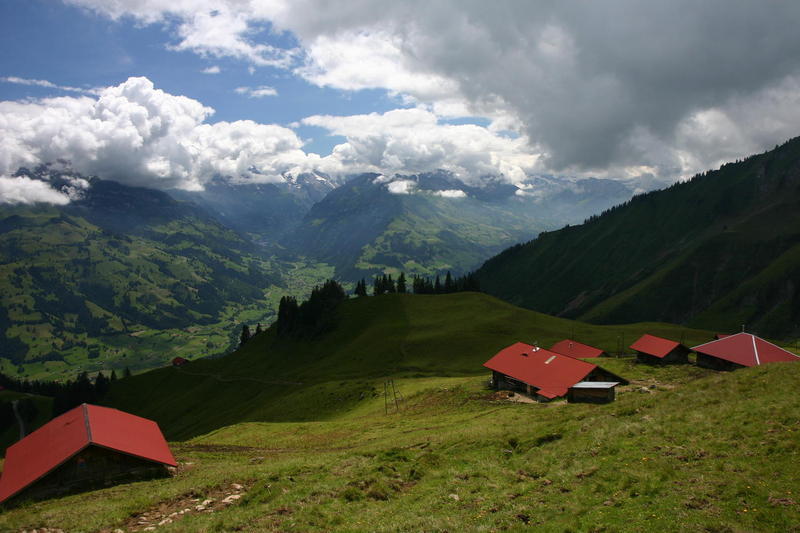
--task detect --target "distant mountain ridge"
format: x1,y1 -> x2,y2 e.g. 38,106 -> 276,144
475,137 -> 800,338
167,171 -> 340,246
284,170 -> 633,279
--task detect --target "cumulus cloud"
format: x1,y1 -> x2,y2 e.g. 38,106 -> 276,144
303,108 -> 541,185
0,77 -> 316,192
0,175 -> 71,205
235,85 -> 278,98
64,0 -> 800,184
201,65 -> 221,74
65,1 -> 294,67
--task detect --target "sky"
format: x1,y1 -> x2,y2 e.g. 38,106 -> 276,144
2,0 -> 800,204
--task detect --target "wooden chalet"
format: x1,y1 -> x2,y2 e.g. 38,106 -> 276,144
630,334 -> 690,364
171,356 -> 189,367
692,332 -> 800,371
483,342 -> 627,402
567,382 -> 620,404
0,404 -> 176,506
550,339 -> 608,358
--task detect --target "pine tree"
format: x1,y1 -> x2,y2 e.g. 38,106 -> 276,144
355,279 -> 368,297
277,296 -> 299,336
397,272 -> 407,293
110,369 -> 117,382
373,276 -> 381,296
434,275 -> 442,294
95,372 -> 109,398
444,271 -> 454,293
387,274 -> 396,293
240,324 -> 251,347
255,323 -> 263,335
123,367 -> 132,379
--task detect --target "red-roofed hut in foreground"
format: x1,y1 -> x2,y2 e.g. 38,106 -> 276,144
630,334 -> 690,364
692,332 -> 800,371
484,342 -> 627,402
0,404 -> 176,506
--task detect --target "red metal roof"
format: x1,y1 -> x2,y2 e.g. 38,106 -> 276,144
692,332 -> 800,367
629,334 -> 683,358
0,404 -> 175,504
550,339 -> 606,358
483,342 -> 597,398
172,356 -> 188,366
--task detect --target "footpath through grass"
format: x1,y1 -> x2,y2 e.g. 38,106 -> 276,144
2,361 -> 799,531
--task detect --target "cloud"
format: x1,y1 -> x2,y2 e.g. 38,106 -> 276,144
65,1 -> 295,67
64,1 -> 800,183
276,1 -> 800,182
1,76 -> 101,95
0,77 -> 316,192
432,189 -> 466,198
303,108 -> 541,184
235,85 -> 278,98
201,65 -> 221,74
386,179 -> 415,195
0,175 -> 71,205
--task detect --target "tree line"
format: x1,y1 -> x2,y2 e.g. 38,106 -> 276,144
0,367 -> 132,419
237,272 -> 480,343
355,271 -> 480,296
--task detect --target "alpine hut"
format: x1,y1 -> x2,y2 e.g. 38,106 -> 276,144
692,332 -> 800,371
550,339 -> 608,358
567,382 -> 620,404
0,404 -> 176,506
484,342 -> 627,402
630,334 -> 690,364
171,356 -> 189,367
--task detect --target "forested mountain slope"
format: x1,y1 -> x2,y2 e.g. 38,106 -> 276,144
476,137 -> 800,338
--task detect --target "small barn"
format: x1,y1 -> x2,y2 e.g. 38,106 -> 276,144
550,339 -> 608,358
171,356 -> 189,367
692,332 -> 800,371
567,382 -> 620,404
630,334 -> 690,364
484,342 -> 627,402
0,404 -> 176,506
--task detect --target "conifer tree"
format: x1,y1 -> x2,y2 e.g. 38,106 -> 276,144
434,275 -> 442,294
355,278 -> 368,297
397,272 -> 407,293
123,367 -> 132,379
110,369 -> 117,381
240,324 -> 252,347
444,271 -> 454,293
255,323 -> 263,335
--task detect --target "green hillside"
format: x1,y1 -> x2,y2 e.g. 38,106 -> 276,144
285,174 -> 559,280
102,292 -> 717,440
476,136 -> 800,339
0,171 -> 332,381
2,294 -> 798,531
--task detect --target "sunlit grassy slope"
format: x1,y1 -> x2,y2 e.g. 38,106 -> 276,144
3,358 -> 798,531
103,293 -> 717,440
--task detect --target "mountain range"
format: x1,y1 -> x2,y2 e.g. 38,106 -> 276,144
476,136 -> 800,339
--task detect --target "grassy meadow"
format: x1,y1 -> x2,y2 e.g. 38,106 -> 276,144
1,293 -> 798,531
